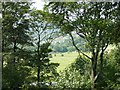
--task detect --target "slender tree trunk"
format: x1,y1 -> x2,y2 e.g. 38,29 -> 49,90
99,43 -> 108,76
13,42 -> 16,90
91,50 -> 98,90
13,41 -> 16,63
2,40 -> 4,69
13,39 -> 19,90
37,65 -> 40,83
99,49 -> 104,84
91,58 -> 97,90
37,34 -> 40,85
100,51 -> 104,73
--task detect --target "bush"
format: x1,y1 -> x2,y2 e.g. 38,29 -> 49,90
96,48 -> 120,89
54,57 -> 91,89
61,54 -> 64,57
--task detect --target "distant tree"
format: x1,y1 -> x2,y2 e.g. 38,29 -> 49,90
51,35 -> 86,52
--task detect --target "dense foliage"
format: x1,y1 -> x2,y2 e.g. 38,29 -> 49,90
50,47 -> 120,89
2,2 -> 32,89
1,2 -> 120,90
44,2 -> 120,89
2,2 -> 59,89
55,56 -> 91,89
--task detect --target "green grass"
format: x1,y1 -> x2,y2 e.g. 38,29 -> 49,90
50,44 -> 116,72
50,52 -> 79,72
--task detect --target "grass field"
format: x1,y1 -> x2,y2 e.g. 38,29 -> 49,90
50,52 -> 79,72
50,44 -> 116,72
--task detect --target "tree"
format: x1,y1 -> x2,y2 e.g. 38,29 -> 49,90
2,2 -> 32,89
50,34 -> 86,52
44,2 -> 117,89
29,9 -> 59,86
112,2 -> 120,43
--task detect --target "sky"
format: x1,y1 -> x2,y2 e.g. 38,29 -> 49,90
32,0 -> 45,10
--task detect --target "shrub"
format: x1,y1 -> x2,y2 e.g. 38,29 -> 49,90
96,48 -> 120,89
54,54 -> 56,56
61,54 -> 64,57
54,57 -> 91,89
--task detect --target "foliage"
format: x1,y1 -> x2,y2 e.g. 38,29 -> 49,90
96,47 -> 120,89
29,9 -> 59,85
2,2 -> 120,90
2,2 -> 60,89
2,2 -> 32,89
35,43 -> 59,82
44,2 -> 120,89
55,56 -> 91,89
50,48 -> 120,89
2,63 -> 31,89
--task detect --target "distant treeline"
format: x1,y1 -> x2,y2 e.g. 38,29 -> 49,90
50,35 -> 88,52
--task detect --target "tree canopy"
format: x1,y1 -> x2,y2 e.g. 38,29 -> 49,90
2,1 -> 120,90
44,2 -> 120,89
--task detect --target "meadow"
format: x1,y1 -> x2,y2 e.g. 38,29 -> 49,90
50,52 -> 79,72
50,44 -> 116,72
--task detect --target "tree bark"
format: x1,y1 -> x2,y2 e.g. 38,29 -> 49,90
13,40 -> 17,63
2,40 -> 4,69
37,66 -> 40,83
91,49 -> 98,90
100,50 -> 104,74
37,34 -> 40,85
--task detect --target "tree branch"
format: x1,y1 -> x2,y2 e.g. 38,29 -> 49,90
69,32 -> 92,60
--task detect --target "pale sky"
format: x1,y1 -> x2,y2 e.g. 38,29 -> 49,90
32,0 -> 45,10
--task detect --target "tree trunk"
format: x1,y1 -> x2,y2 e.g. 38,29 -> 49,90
37,66 -> 40,84
100,51 -> 104,73
99,49 -> 104,83
13,41 -> 16,63
91,59 -> 97,90
37,34 -> 40,85
2,40 -> 4,69
91,51 -> 98,90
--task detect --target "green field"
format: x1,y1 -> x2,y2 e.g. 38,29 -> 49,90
50,44 -> 116,72
50,52 -> 79,72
